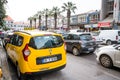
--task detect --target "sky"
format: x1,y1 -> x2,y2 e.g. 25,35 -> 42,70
6,0 -> 101,22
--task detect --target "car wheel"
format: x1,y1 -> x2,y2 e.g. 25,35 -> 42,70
106,40 -> 112,45
72,47 -> 80,56
99,55 -> 113,68
17,65 -> 25,80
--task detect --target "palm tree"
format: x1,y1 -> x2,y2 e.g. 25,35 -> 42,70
37,11 -> 44,30
52,7 -> 61,29
33,14 -> 38,28
62,2 -> 77,30
28,17 -> 33,27
0,0 -> 7,27
43,8 -> 49,30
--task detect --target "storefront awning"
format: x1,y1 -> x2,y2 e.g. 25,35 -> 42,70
98,15 -> 113,27
85,24 -> 98,28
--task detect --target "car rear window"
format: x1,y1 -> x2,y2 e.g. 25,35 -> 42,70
79,34 -> 92,40
29,35 -> 64,49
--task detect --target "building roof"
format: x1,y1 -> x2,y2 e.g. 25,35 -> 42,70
4,16 -> 14,21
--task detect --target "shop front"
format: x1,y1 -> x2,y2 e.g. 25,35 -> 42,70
98,22 -> 112,30
84,24 -> 99,32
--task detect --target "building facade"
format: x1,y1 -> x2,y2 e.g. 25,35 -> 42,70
69,10 -> 100,31
4,16 -> 29,30
99,0 -> 120,29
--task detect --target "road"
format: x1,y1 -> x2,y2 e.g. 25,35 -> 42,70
0,47 -> 120,80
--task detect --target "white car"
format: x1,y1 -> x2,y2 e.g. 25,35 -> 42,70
94,44 -> 120,68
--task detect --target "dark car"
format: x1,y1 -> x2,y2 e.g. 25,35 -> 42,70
64,32 -> 97,56
2,32 -> 13,49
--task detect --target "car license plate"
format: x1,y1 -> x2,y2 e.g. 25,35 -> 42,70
42,57 -> 58,63
88,48 -> 93,50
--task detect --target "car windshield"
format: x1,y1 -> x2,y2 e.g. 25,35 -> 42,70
91,31 -> 100,36
29,35 -> 64,49
79,34 -> 92,40
113,44 -> 120,47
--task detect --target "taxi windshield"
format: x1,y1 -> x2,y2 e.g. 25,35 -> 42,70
29,35 -> 63,49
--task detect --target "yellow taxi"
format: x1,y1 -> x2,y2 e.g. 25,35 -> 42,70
6,30 -> 66,80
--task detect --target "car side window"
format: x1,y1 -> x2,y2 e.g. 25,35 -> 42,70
17,36 -> 23,46
67,34 -> 74,40
10,34 -> 23,46
10,35 -> 17,45
118,31 -> 120,36
73,34 -> 80,40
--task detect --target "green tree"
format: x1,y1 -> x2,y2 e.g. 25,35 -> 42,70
62,2 -> 77,30
52,7 -> 61,29
0,0 -> 7,28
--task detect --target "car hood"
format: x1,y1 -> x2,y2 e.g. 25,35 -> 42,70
99,45 -> 115,50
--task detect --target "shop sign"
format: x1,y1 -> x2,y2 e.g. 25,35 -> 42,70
98,22 -> 110,27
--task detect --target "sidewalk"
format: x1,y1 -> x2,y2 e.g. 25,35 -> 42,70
0,46 -> 12,80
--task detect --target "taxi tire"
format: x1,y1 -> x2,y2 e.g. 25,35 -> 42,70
17,65 -> 25,80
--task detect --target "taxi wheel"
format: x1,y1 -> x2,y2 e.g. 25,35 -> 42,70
99,55 -> 113,68
72,47 -> 80,56
17,65 -> 25,80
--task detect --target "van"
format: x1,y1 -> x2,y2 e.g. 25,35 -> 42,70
98,30 -> 120,45
6,30 -> 66,80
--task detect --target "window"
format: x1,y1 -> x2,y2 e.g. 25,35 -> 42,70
73,35 -> 80,40
67,34 -> 74,40
10,34 -> 23,46
29,35 -> 64,49
79,34 -> 92,40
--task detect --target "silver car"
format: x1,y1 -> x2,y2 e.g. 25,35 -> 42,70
95,44 -> 120,68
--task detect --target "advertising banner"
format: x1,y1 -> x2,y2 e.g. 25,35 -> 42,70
113,0 -> 120,23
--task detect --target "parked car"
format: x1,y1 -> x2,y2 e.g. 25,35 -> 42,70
2,32 -> 13,49
94,44 -> 120,68
90,31 -> 102,44
96,30 -> 120,45
64,32 -> 97,56
68,29 -> 84,33
6,30 -> 66,80
53,30 -> 68,37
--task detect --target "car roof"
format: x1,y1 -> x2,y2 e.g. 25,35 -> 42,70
68,32 -> 90,35
15,30 -> 58,36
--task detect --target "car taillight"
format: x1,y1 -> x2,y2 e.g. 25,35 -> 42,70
22,44 -> 30,61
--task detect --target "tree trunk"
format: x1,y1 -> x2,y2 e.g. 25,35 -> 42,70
54,13 -> 57,30
67,9 -> 71,30
39,15 -> 41,30
45,15 -> 48,30
30,20 -> 32,28
34,18 -> 36,28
